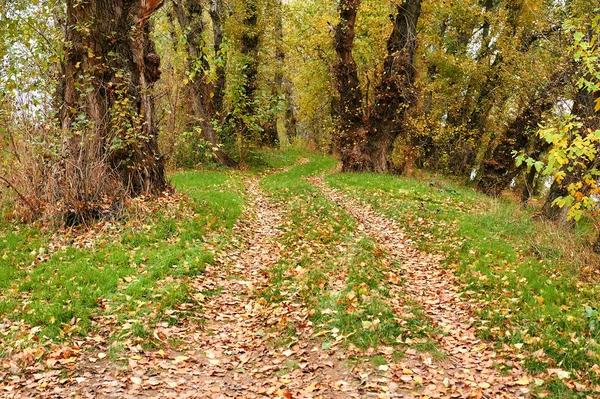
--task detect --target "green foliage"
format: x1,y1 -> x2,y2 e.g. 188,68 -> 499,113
525,13 -> 600,223
282,0 -> 338,149
585,305 -> 599,333
172,128 -> 218,169
407,0 -> 566,174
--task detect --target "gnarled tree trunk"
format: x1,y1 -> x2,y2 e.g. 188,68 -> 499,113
332,0 -> 365,170
333,0 -> 422,172
61,0 -> 167,222
366,0 -> 421,172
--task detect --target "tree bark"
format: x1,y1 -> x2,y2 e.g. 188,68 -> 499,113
476,68 -> 570,196
173,0 -> 238,168
269,0 -> 286,146
332,0 -> 365,170
366,0 -> 421,172
333,0 -> 422,172
62,0 -> 167,200
209,0 -> 226,115
240,0 -> 259,135
520,166 -> 537,204
540,179 -> 568,221
594,231 -> 600,254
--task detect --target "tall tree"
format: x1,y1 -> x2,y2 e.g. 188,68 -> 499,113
209,0 -> 227,115
365,0 -> 421,172
62,0 -> 167,200
173,0 -> 238,167
476,67 -> 571,196
333,0 -> 422,172
238,0 -> 260,141
332,0 -> 364,170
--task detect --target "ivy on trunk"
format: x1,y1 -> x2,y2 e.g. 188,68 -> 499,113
333,0 -> 422,173
60,0 -> 167,222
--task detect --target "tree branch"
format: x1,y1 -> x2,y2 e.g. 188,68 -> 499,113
0,174 -> 38,214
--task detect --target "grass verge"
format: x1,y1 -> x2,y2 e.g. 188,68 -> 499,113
0,170 -> 245,359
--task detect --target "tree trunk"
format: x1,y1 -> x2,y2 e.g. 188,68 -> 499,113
62,0 -> 167,204
282,72 -> 298,142
366,0 -> 421,172
332,0 -> 365,170
209,0 -> 226,116
173,0 -> 238,168
333,0 -> 422,172
520,167 -> 537,204
541,179 -> 571,222
239,0 -> 260,138
593,232 -> 600,254
476,68 -> 570,196
268,0 -> 285,147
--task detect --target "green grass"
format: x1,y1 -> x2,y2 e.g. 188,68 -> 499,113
327,172 -> 600,397
0,146 -> 305,356
0,170 -> 245,351
248,146 -> 305,170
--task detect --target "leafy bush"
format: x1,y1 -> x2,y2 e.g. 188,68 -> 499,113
172,127 -> 217,169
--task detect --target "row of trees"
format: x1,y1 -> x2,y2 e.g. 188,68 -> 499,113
1,0 -> 599,247
1,0 -> 292,223
284,0 -> 599,247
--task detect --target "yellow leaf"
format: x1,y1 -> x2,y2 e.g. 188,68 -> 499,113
534,378 -> 545,386
537,296 -> 545,305
515,376 -> 530,385
548,368 -> 570,379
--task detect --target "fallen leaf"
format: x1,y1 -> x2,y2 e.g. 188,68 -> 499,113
130,376 -> 142,385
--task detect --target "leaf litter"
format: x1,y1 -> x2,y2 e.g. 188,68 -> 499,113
5,176 -> 362,398
4,161 -> 586,398
309,176 -> 536,399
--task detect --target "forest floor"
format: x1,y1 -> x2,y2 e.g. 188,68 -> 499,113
1,149 -> 600,398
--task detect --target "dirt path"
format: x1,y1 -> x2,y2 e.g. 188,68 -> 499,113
309,177 -> 532,399
8,169 -> 536,399
16,177 -> 361,399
